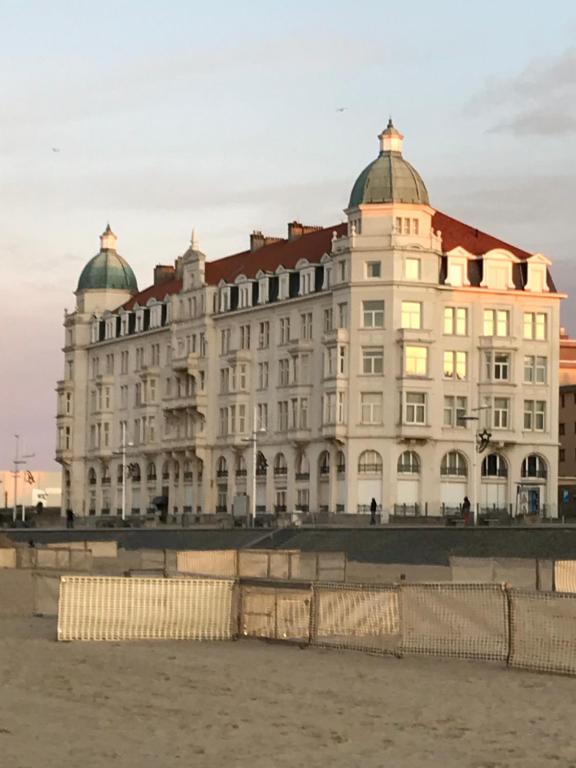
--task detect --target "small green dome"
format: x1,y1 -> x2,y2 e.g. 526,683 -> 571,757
77,226 -> 138,293
349,120 -> 429,208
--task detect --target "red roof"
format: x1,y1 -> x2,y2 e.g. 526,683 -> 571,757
432,210 -> 531,260
122,277 -> 182,310
121,210 -> 539,308
204,223 -> 347,284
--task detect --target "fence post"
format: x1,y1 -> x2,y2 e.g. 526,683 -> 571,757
504,582 -> 514,668
308,583 -> 319,647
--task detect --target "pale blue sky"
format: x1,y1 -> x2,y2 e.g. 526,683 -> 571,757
1,0 -> 576,466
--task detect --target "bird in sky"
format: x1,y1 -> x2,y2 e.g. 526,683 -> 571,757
335,107 -> 348,112
51,147 -> 61,153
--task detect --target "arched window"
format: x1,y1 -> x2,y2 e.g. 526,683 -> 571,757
88,467 -> 97,485
522,454 -> 547,479
398,451 -> 420,475
482,453 -> 508,478
236,455 -> 247,476
274,453 -> 287,476
256,451 -> 268,476
130,463 -> 141,482
216,456 -> 228,478
162,461 -> 170,480
173,461 -> 180,481
358,450 -> 383,475
441,451 -> 468,477
183,460 -> 193,481
101,464 -> 110,484
337,451 -> 346,475
146,462 -> 157,482
296,452 -> 310,478
319,451 -> 330,475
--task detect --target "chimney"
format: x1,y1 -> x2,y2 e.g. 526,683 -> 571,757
287,221 -> 323,241
154,264 -> 175,285
250,230 -> 283,252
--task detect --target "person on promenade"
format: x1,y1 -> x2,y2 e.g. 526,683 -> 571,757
66,509 -> 75,529
462,496 -> 471,525
370,498 -> 378,526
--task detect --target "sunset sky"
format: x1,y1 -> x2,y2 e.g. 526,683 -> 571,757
1,0 -> 576,467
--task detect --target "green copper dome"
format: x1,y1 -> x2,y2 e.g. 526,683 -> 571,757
77,225 -> 138,293
349,121 -> 429,208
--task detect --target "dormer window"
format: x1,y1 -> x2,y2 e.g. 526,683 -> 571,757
135,310 -> 144,332
120,313 -> 130,336
323,265 -> 332,290
300,270 -> 314,296
525,254 -> 551,293
105,317 -> 116,340
149,304 -> 162,328
480,250 -> 516,291
219,286 -> 230,313
238,283 -> 252,309
445,250 -> 472,287
258,277 -> 269,304
278,273 -> 290,300
90,319 -> 100,344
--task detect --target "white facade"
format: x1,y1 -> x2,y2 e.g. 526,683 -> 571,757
56,127 -> 562,519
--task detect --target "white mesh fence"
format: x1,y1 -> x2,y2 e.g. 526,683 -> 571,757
399,583 -> 509,661
554,561 -> 576,593
311,583 -> 400,655
58,576 -> 236,642
509,589 -> 576,676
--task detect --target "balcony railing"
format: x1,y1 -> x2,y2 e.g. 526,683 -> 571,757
215,505 -> 227,513
216,470 -> 229,478
440,467 -> 467,477
358,464 -> 383,474
295,472 -> 310,481
235,469 -> 247,478
521,469 -> 548,479
319,465 -> 330,476
274,467 -> 287,476
482,469 -> 508,478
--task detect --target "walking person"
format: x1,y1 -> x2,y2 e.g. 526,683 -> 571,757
370,497 -> 378,526
66,509 -> 75,529
462,496 -> 471,526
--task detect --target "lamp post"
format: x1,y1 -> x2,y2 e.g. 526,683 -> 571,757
459,409 -> 491,525
113,423 -> 133,521
12,435 -> 35,524
243,406 -> 266,526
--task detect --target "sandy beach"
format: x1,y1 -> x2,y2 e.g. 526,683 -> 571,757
0,616 -> 574,768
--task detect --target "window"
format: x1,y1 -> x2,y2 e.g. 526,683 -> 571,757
401,301 -> 422,329
337,392 -> 346,424
447,262 -> 465,287
443,351 -> 467,380
363,348 -> 383,375
279,317 -> 290,345
258,279 -> 269,305
523,312 -> 547,340
441,451 -> 467,477
443,396 -> 467,427
366,261 -> 381,278
444,307 -> 467,336
560,423 -> 565,436
487,397 -> 510,429
323,308 -> 333,333
358,450 -> 383,474
323,393 -> 335,424
362,300 -> 384,328
240,324 -> 251,350
300,313 -> 313,340
404,392 -> 426,425
483,309 -> 510,337
219,408 -> 228,437
257,403 -> 268,431
258,362 -> 269,389
522,454 -> 547,478
338,302 -> 348,329
484,352 -> 510,381
482,454 -> 508,478
398,451 -> 420,474
278,401 -> 289,431
220,328 -> 231,355
299,398 -> 309,429
524,400 -> 546,431
300,271 -> 313,295
338,261 -> 346,281
524,355 -> 547,384
324,347 -> 335,377
278,359 -> 290,386
405,258 -> 420,281
338,346 -> 346,375
103,422 -> 110,448
361,393 -> 383,424
258,321 -> 270,349
405,346 -> 427,377
238,284 -> 251,309
105,353 -> 114,375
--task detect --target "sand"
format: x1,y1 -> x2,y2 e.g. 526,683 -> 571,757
0,617 -> 575,768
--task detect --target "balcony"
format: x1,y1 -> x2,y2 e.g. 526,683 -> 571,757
287,338 -> 314,354
396,328 -> 433,344
295,472 -> 310,482
321,423 -> 346,442
226,349 -> 251,365
322,328 -> 349,346
235,469 -> 247,478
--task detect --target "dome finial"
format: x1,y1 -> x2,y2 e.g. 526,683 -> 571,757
100,223 -> 117,251
379,120 -> 404,154
191,227 -> 199,250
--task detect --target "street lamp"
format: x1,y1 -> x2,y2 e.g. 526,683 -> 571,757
13,435 -> 35,524
112,422 -> 134,521
243,406 -> 266,526
459,408 -> 491,525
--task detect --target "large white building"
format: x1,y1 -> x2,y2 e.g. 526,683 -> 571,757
56,123 -> 561,519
